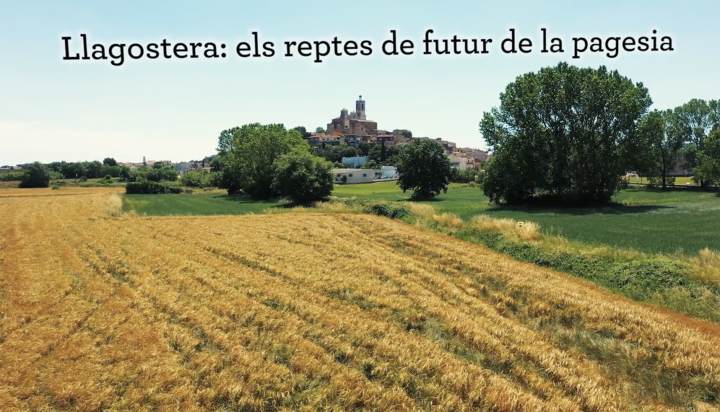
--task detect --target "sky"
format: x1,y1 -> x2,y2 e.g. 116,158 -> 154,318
1,0 -> 719,166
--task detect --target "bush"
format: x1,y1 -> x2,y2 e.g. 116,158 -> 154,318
272,150 -> 334,204
125,180 -> 182,194
19,162 -> 52,188
180,170 -> 220,188
128,166 -> 179,183
333,198 -> 411,220
0,171 -> 25,181
647,176 -> 675,188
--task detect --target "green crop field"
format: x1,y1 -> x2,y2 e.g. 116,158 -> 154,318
122,193 -> 284,216
123,182 -> 720,255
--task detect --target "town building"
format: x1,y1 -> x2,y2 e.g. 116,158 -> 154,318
174,162 -> 192,175
332,168 -> 376,184
447,151 -> 478,171
326,96 -> 378,136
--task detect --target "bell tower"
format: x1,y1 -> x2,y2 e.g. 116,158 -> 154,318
355,95 -> 366,120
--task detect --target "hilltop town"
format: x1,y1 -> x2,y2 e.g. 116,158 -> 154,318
2,95 -> 490,182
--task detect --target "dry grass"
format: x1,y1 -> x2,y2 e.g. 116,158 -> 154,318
104,193 -> 123,216
689,248 -> 720,286
406,202 -> 436,219
432,213 -> 465,228
1,192 -> 720,411
469,215 -> 542,241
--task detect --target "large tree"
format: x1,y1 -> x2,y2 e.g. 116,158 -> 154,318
693,129 -> 720,187
480,62 -> 652,205
217,127 -> 240,156
19,162 -> 52,188
637,110 -> 686,189
224,123 -> 309,199
396,138 -> 453,199
672,99 -> 720,187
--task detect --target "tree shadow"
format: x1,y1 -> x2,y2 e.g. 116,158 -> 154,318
214,194 -> 289,208
484,202 -> 671,216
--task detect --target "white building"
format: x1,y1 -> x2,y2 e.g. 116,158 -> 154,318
448,152 -> 477,171
174,162 -> 192,175
333,168 -> 377,184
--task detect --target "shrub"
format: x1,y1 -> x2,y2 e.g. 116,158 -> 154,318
128,166 -> 179,183
332,198 -> 410,220
180,170 -> 221,188
272,150 -> 334,204
0,171 -> 25,181
125,180 -> 182,194
19,162 -> 52,188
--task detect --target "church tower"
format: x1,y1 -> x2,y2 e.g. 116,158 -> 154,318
355,95 -> 366,120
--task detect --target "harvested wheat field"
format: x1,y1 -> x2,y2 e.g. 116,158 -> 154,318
1,191 -> 719,412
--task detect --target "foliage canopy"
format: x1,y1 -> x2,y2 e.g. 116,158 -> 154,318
396,138 -> 453,200
480,62 -> 652,205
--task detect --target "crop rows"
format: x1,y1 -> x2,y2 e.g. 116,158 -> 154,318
0,191 -> 719,411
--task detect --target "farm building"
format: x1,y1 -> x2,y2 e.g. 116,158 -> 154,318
333,168 -> 376,184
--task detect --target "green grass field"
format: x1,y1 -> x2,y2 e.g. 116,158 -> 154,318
122,182 -> 720,255
123,193 -> 283,216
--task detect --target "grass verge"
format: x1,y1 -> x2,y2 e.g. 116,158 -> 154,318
328,197 -> 720,324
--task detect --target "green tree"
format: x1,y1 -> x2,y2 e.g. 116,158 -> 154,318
19,162 -> 52,188
225,123 -> 309,199
293,126 -> 312,139
396,129 -> 412,138
637,110 -> 685,189
673,99 -> 720,187
272,149 -> 334,204
217,127 -> 240,156
87,160 -> 103,178
480,62 -> 652,205
693,129 -> 720,186
396,138 -> 453,199
339,143 -> 358,158
315,127 -> 326,134
103,157 -> 118,166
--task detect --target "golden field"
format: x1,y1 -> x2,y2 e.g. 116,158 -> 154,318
1,189 -> 719,411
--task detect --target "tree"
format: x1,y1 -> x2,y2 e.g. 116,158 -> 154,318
339,143 -> 358,158
272,149 -> 334,204
217,127 -> 240,156
293,126 -> 312,139
673,99 -> 720,187
396,129 -> 412,138
693,129 -> 720,186
87,160 -> 103,178
315,127 -> 326,134
224,123 -> 309,199
637,110 -> 685,189
103,157 -> 118,166
480,62 -> 652,205
19,162 -> 52,188
396,138 -> 453,199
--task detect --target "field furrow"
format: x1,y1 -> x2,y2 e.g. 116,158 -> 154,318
1,191 -> 719,411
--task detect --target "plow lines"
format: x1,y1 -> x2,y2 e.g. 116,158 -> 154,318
0,192 -> 719,411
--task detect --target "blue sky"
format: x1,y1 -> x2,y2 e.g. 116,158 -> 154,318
1,0 -> 718,165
